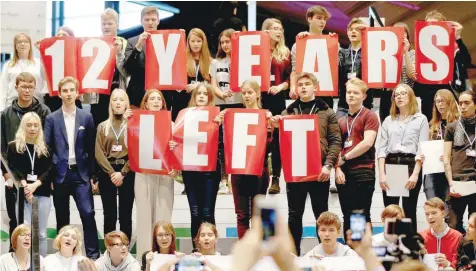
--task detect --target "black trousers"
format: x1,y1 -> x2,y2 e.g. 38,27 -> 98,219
379,90 -> 392,123
337,167 -> 375,242
449,192 -> 476,234
270,128 -> 281,178
5,186 -> 17,251
286,181 -> 330,255
98,167 -> 135,241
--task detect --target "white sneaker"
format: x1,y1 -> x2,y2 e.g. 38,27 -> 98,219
218,182 -> 229,195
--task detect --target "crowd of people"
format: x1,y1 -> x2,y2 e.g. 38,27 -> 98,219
0,3 -> 475,271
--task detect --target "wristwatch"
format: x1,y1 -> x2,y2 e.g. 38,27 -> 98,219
121,171 -> 127,177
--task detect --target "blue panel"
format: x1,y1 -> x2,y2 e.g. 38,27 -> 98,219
226,227 -> 238,238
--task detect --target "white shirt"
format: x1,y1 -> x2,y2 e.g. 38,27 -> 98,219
0,58 -> 46,111
42,252 -> 85,271
63,107 -> 77,164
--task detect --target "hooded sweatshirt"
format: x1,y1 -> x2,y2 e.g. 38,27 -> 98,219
303,243 -> 358,258
94,252 -> 141,271
420,224 -> 462,268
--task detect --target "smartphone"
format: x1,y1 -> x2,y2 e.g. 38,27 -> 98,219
256,198 -> 277,244
175,256 -> 204,271
350,210 -> 366,241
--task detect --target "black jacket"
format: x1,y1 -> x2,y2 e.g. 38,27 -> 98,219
123,35 -> 146,107
456,236 -> 475,270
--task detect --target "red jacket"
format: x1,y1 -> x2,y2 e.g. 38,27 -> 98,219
420,227 -> 462,268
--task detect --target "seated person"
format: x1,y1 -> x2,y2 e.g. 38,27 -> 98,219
304,211 -> 358,259
194,223 -> 221,256
456,212 -> 476,270
420,197 -> 462,269
372,204 -> 405,247
95,231 -> 140,271
43,225 -> 86,271
147,221 -> 184,271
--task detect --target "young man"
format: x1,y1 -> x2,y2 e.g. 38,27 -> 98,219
456,212 -> 476,270
44,76 -> 100,259
273,72 -> 341,255
123,6 -> 161,108
444,90 -> 476,233
371,204 -> 405,247
420,197 -> 462,269
303,211 -> 358,259
335,78 -> 379,241
0,72 -> 51,251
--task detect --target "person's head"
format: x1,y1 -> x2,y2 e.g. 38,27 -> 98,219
317,212 -> 341,246
296,72 -> 317,102
390,84 -> 419,118
56,26 -> 75,37
261,18 -> 289,62
345,78 -> 368,108
10,33 -> 33,67
430,89 -> 459,137
11,224 -> 31,252
58,77 -> 79,107
424,198 -> 447,230
194,222 -> 218,255
14,112 -> 49,157
465,213 -> 476,242
105,231 -> 129,262
347,18 -> 366,43
187,28 -> 211,81
216,28 -> 234,59
53,225 -> 83,256
140,89 -> 167,111
425,10 -> 446,22
152,221 -> 177,254
101,8 -> 119,36
381,204 -> 405,223
306,5 -> 331,33
109,88 -> 130,116
458,90 -> 476,118
15,72 -> 36,103
393,22 -> 411,43
241,80 -> 262,109
188,83 -> 215,107
141,6 -> 160,31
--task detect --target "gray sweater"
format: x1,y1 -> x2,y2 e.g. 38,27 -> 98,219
94,252 -> 140,271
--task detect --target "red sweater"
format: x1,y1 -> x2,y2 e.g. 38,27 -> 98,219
420,228 -> 462,268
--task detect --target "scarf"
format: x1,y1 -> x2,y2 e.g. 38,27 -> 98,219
454,115 -> 476,147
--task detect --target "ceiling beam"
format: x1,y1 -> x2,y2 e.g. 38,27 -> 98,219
390,1 -> 436,25
458,9 -> 476,25
347,1 -> 376,17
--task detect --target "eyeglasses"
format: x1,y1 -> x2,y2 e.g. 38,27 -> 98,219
270,27 -> 284,32
157,233 -> 172,239
111,243 -> 128,248
393,92 -> 408,98
19,233 -> 31,238
435,99 -> 446,105
18,86 -> 35,91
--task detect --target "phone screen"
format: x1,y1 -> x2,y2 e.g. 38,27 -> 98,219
261,207 -> 276,241
350,213 -> 366,241
175,257 -> 204,271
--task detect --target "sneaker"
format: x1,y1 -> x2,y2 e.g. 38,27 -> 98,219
218,182 -> 229,195
181,189 -> 186,195
267,176 -> 280,194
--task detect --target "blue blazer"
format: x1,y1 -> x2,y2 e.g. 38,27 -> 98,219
44,108 -> 96,184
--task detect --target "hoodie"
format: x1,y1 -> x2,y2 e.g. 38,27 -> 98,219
95,252 -> 141,271
420,225 -> 462,268
303,243 -> 358,258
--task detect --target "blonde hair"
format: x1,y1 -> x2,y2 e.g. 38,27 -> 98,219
53,225 -> 83,255
15,72 -> 36,87
261,18 -> 290,63
13,112 -> 49,157
429,89 -> 459,139
317,211 -> 341,231
390,84 -> 419,119
101,8 -> 118,23
103,88 -> 130,137
9,33 -> 34,67
306,5 -> 331,20
424,197 -> 446,212
11,224 -> 31,250
241,79 -> 262,108
347,18 -> 365,30
58,76 -> 79,93
194,222 -> 218,254
381,204 -> 405,222
141,6 -> 159,20
346,78 -> 368,94
105,231 -> 129,247
188,83 -> 215,107
296,72 -> 318,87
425,10 -> 446,21
187,28 -> 212,81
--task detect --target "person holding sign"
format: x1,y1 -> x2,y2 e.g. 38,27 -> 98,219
134,89 -> 176,258
5,112 -> 52,257
0,224 -> 34,271
335,78 -> 379,240
377,84 -> 429,232
95,89 -> 134,241
443,90 -> 476,233
261,18 -> 291,195
273,72 -> 342,255
43,225 -> 86,271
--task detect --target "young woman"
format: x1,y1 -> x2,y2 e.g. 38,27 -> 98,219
0,33 -> 45,111
377,84 -> 429,232
261,18 -> 291,194
42,225 -> 86,271
135,89 -> 175,259
94,231 -> 141,271
0,224 -> 32,270
6,112 -> 51,257
171,28 -> 212,121
423,89 -> 459,202
169,84 -> 221,247
95,88 -> 134,241
194,223 -> 220,256
145,221 -> 183,271
215,80 -> 273,239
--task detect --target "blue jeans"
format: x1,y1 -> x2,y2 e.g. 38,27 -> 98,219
24,195 -> 51,257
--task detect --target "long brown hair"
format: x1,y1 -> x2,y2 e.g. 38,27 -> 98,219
187,28 -> 211,81
9,33 -> 34,67
393,22 -> 412,49
152,221 -> 177,254
390,84 -> 419,119
188,83 -> 215,107
140,89 -> 167,110
216,28 -> 234,59
241,79 -> 262,109
429,89 -> 459,139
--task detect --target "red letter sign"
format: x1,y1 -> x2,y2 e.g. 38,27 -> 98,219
279,115 -> 322,182
415,21 -> 455,84
295,35 -> 339,96
145,30 -> 187,90
171,106 -> 220,171
230,31 -> 270,92
127,110 -> 174,175
362,27 -> 404,89
224,109 -> 268,175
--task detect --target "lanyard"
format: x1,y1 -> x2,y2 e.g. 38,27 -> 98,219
195,62 -> 200,82
457,120 -> 476,148
350,48 -> 360,73
25,145 -> 36,175
346,107 -> 364,139
438,122 -> 444,140
298,103 -> 316,115
111,123 -> 126,144
17,112 -> 23,121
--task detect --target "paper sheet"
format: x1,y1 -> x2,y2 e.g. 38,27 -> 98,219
420,140 -> 445,175
452,181 -> 476,197
386,164 -> 409,197
423,254 -> 438,271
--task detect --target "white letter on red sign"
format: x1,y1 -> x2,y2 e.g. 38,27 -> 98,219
284,119 -> 314,176
139,115 -> 163,170
367,31 -> 399,84
183,110 -> 208,166
238,35 -> 261,86
151,34 -> 180,85
419,25 -> 450,81
232,113 -> 258,169
302,39 -> 333,90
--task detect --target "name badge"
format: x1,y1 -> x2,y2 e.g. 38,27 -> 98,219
27,174 -> 38,182
396,143 -> 407,152
455,79 -> 462,86
344,140 -> 353,148
112,145 -> 123,152
347,72 -> 357,79
466,149 -> 476,157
